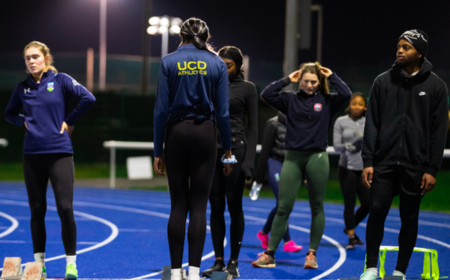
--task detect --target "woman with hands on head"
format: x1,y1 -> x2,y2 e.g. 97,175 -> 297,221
4,41 -> 96,280
152,18 -> 235,280
252,62 -> 351,269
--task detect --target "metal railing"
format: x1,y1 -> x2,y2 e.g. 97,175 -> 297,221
103,140 -> 450,189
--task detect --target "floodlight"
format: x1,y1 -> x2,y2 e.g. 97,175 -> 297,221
147,26 -> 159,35
160,17 -> 170,27
170,25 -> 181,34
149,16 -> 160,26
171,17 -> 183,27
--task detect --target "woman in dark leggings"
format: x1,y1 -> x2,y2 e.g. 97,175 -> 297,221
4,41 -> 96,280
253,112 -> 302,252
153,18 -> 235,280
252,62 -> 351,269
201,46 -> 258,279
333,92 -> 370,250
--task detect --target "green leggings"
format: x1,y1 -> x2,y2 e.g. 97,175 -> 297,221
268,150 -> 329,251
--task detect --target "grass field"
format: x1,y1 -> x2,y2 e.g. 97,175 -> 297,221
1,163 -> 449,213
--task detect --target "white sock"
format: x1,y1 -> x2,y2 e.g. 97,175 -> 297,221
393,270 -> 405,276
66,255 -> 77,268
171,268 -> 182,280
188,266 -> 200,280
34,253 -> 45,267
366,268 -> 378,276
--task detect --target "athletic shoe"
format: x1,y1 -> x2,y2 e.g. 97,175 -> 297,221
65,264 -> 78,280
201,260 -> 226,278
257,231 -> 269,249
42,266 -> 47,280
359,270 -> 378,280
283,240 -> 303,252
226,260 -> 240,278
252,252 -> 275,268
393,270 -> 406,280
346,235 -> 363,250
303,251 -> 318,269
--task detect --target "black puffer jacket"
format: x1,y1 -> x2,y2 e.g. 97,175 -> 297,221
255,112 -> 287,184
362,58 -> 448,177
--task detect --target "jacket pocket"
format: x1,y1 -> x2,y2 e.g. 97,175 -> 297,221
404,126 -> 427,164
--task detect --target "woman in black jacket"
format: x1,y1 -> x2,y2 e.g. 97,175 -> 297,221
253,112 -> 302,252
202,46 -> 258,278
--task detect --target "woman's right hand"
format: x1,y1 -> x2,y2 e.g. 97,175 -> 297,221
154,157 -> 166,176
223,150 -> 233,176
289,70 -> 302,83
24,121 -> 29,130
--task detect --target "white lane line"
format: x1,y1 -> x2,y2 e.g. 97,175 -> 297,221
0,211 -> 19,238
0,199 -> 119,269
119,229 -> 152,232
0,240 -> 25,243
243,215 -> 346,280
64,200 -> 219,280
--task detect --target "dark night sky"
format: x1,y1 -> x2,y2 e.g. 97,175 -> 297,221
1,0 -> 450,71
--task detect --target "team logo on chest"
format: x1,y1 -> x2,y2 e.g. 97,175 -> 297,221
314,103 -> 322,112
47,82 -> 54,92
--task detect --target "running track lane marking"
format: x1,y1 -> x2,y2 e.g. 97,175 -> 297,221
0,200 -> 119,270
243,215 -> 346,280
0,211 -> 19,238
64,201 -> 221,280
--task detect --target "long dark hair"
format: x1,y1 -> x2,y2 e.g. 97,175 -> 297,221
180,17 -> 215,54
218,46 -> 244,75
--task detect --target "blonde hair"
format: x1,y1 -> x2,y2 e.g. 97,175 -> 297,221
24,41 -> 58,73
299,61 -> 329,94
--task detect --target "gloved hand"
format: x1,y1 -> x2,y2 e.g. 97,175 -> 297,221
345,143 -> 356,151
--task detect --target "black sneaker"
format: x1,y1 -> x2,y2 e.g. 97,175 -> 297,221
201,260 -> 226,278
346,235 -> 364,250
226,260 -> 240,278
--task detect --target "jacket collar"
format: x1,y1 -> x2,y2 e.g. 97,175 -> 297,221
26,70 -> 55,88
391,58 -> 433,79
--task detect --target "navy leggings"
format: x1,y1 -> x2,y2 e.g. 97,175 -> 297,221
261,158 -> 291,242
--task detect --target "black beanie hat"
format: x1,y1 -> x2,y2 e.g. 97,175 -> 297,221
398,29 -> 428,57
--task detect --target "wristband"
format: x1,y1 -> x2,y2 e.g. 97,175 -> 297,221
221,154 -> 238,164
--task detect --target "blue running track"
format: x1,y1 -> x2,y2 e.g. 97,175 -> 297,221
0,182 -> 449,279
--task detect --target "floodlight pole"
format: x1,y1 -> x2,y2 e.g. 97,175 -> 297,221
283,0 -> 298,91
99,0 -> 107,90
161,29 -> 169,58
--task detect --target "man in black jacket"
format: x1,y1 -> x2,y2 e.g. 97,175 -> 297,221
360,30 -> 448,280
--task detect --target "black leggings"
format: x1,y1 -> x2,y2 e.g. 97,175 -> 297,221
23,153 -> 77,255
165,119 -> 217,269
365,193 -> 422,274
338,167 -> 370,230
209,148 -> 245,260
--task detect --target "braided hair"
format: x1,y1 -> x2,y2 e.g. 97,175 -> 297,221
218,46 -> 244,75
180,17 -> 215,54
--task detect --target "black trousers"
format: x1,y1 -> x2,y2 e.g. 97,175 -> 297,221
338,167 -> 370,230
365,165 -> 423,274
209,148 -> 246,260
165,120 -> 217,269
23,153 -> 77,255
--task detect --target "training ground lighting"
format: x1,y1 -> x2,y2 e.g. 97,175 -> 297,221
147,16 -> 182,58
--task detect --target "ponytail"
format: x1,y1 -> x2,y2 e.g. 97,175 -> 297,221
180,18 -> 215,55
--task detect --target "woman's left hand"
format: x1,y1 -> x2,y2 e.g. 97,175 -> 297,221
154,157 -> 166,176
60,122 -> 74,136
319,66 -> 333,78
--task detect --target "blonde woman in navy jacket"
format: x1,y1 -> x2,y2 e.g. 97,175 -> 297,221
4,41 -> 95,280
153,18 -> 234,280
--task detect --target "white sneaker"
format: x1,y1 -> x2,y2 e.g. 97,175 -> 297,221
360,269 -> 378,280
392,270 -> 406,280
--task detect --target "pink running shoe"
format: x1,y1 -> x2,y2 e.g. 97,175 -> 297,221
284,240 -> 303,252
257,231 -> 269,249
